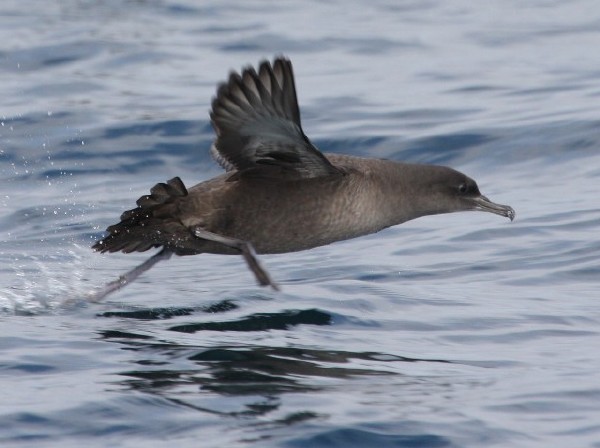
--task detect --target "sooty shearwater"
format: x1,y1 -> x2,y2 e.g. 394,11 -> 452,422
90,56 -> 515,300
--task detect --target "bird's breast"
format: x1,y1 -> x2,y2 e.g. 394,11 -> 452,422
199,172 -> 391,254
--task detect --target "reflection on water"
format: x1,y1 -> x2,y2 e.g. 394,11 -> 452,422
168,309 -> 332,333
100,300 -> 238,320
98,304 -> 452,423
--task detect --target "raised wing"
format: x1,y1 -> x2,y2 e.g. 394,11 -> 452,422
209,57 -> 340,179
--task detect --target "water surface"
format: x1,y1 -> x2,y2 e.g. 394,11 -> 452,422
2,1 -> 600,447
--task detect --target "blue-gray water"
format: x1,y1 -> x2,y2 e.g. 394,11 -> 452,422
2,1 -> 600,447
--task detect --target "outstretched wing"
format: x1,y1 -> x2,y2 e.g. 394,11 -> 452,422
210,57 -> 341,179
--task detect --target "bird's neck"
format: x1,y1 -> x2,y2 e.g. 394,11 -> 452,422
369,161 -> 447,226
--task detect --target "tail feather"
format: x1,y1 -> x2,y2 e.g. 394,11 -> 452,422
93,177 -> 190,254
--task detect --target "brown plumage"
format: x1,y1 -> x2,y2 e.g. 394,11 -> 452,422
91,57 -> 514,296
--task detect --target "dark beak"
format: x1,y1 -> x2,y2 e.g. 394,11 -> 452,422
471,195 -> 515,221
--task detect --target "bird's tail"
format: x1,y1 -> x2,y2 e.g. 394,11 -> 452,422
92,177 -> 189,254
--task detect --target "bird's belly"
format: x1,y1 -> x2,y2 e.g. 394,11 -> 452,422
222,192 -> 386,254
184,172 -> 390,255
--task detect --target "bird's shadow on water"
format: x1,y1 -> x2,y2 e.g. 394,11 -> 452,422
96,299 -> 453,424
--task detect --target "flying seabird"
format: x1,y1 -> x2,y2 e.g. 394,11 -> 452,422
90,57 -> 515,300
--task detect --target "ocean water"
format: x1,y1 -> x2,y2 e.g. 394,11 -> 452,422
1,1 -> 600,447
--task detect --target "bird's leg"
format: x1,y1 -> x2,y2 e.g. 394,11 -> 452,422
192,227 -> 279,291
85,248 -> 173,302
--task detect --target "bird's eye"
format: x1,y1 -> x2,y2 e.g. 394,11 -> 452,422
458,183 -> 468,194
